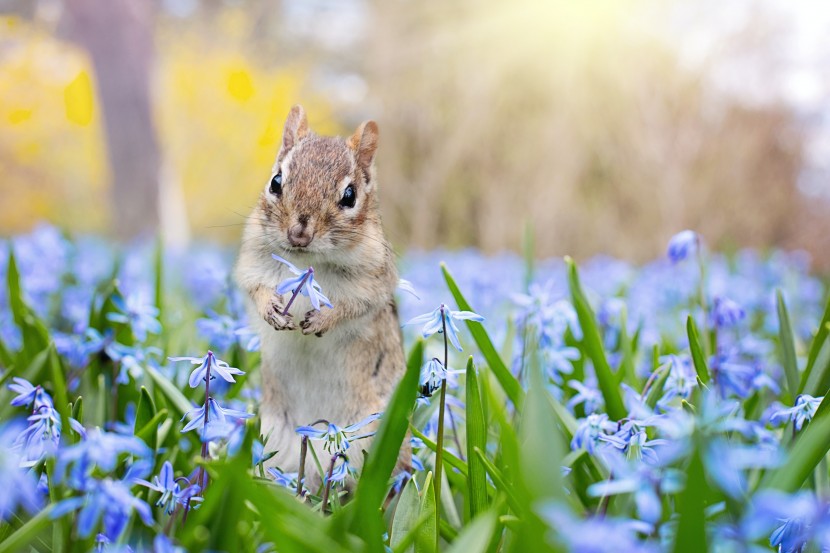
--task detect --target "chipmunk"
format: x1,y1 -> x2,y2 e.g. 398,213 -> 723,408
234,105 -> 407,486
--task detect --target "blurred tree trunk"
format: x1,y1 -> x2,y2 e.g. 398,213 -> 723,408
63,0 -> 160,240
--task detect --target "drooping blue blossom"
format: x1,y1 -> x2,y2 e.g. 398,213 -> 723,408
55,428 -> 152,489
0,422 -> 42,520
267,467 -> 300,493
106,292 -> 162,342
419,357 -> 447,397
588,455 -> 683,524
404,304 -> 484,351
666,230 -> 700,264
271,254 -> 333,311
567,380 -> 603,415
133,461 -> 201,514
51,477 -> 154,540
326,456 -> 357,485
571,413 -> 617,455
104,342 -> 162,385
295,413 -> 382,454
180,397 -> 253,436
711,296 -> 746,329
770,394 -> 823,431
170,350 -> 244,389
704,438 -> 782,498
658,355 -> 697,406
538,502 -> 657,553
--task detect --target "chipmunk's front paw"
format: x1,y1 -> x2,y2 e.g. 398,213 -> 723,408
264,299 -> 296,331
300,309 -> 331,337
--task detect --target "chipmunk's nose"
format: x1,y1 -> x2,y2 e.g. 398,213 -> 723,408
287,219 -> 313,248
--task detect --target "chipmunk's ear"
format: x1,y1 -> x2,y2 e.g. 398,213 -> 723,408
281,105 -> 309,154
349,121 -> 379,173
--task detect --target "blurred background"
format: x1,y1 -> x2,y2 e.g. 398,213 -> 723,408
1,0 -> 829,267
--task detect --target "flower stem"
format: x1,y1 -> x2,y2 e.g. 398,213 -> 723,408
199,352 -> 213,495
321,453 -> 338,512
282,268 -> 314,316
433,307 -> 449,549
297,436 -> 308,497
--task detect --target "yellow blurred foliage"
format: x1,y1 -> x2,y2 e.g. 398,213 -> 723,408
0,12 -> 338,240
64,71 -> 94,126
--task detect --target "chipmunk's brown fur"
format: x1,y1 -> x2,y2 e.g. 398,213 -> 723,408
235,105 -> 407,487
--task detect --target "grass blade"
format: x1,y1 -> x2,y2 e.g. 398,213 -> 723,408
391,478 -> 422,553
800,294 -> 830,394
444,510 -> 497,553
764,393 -> 830,492
350,339 -> 423,552
672,439 -> 709,553
687,316 -> 710,384
776,290 -> 799,401
0,505 -> 54,553
465,357 -> 489,519
566,257 -> 626,420
146,365 -> 193,416
441,263 -> 524,408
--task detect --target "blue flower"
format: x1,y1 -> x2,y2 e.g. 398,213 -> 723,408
296,413 -> 381,454
711,296 -> 746,328
667,230 -> 700,263
326,457 -> 357,485
770,394 -> 823,431
0,423 -> 42,520
51,477 -> 154,540
404,304 -> 484,351
134,461 -> 201,514
106,293 -> 162,342
567,380 -> 603,415
105,342 -> 162,385
271,254 -> 332,311
169,350 -> 244,389
571,413 -> 616,455
180,397 -> 253,436
267,467 -> 300,492
8,377 -> 39,408
56,428 -> 151,489
588,456 -> 683,524
419,358 -> 447,397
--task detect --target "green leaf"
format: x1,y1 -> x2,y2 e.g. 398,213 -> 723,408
71,396 -> 83,423
136,408 -> 168,451
473,447 -> 521,515
391,478 -> 422,553
764,393 -> 830,492
801,294 -> 830,394
800,329 -> 830,399
417,473 -> 437,553
47,345 -> 70,437
350,340 -> 422,553
0,505 -> 55,553
444,510 -> 497,553
520,351 -> 564,502
146,365 -> 192,416
466,357 -> 489,519
441,263 -> 524,408
672,439 -> 709,553
777,290 -> 799,401
134,386 -> 156,435
566,257 -> 626,420
687,316 -> 710,384
6,249 -> 50,365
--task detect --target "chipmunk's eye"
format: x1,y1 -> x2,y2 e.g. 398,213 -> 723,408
269,172 -> 283,196
339,184 -> 356,208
